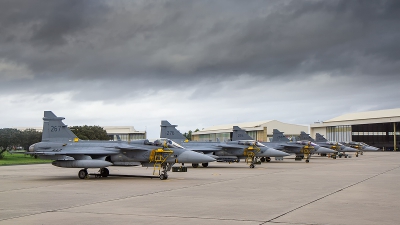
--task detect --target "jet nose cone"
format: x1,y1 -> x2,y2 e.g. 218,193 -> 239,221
315,147 -> 337,154
262,148 -> 290,157
364,146 -> 379,151
177,150 -> 216,163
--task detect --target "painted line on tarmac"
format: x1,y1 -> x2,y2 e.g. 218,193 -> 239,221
259,165 -> 400,225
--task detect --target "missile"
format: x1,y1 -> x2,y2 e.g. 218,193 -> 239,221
52,160 -> 113,168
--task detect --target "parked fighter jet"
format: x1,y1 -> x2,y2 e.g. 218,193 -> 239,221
232,127 -> 337,163
299,132 -> 358,158
160,121 -> 290,168
339,140 -> 380,155
27,111 -> 215,180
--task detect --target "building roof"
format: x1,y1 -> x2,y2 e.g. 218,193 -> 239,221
311,108 -> 400,128
199,120 -> 273,132
193,120 -> 308,135
325,108 -> 400,122
14,126 -> 146,134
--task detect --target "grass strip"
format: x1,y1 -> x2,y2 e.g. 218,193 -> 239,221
0,152 -> 51,166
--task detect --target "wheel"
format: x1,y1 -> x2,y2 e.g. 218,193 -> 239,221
345,155 -> 348,158
356,155 -> 359,157
78,169 -> 88,179
333,156 -> 336,159
201,163 -> 208,168
260,157 -> 266,162
192,163 -> 199,168
100,168 -> 109,177
250,164 -> 255,168
306,159 -> 310,163
236,159 -> 240,163
266,157 -> 271,162
160,174 -> 168,180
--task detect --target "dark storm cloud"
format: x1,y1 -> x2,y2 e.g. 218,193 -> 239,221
0,0 -> 399,95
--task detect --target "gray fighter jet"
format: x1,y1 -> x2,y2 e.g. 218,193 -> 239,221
160,121 -> 290,168
299,132 -> 359,158
232,127 -> 337,163
27,111 -> 215,180
339,139 -> 379,155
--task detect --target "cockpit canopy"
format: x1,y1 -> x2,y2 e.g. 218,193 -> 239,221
237,140 -> 265,147
146,138 -> 184,149
296,141 -> 317,146
326,141 -> 342,146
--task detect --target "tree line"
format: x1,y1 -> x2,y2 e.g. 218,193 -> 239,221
0,126 -> 110,158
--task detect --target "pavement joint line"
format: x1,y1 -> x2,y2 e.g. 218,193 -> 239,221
259,165 -> 400,225
58,211 -> 266,223
0,168 -> 291,222
0,182 -> 78,194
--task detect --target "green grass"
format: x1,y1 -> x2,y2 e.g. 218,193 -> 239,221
0,152 -> 52,166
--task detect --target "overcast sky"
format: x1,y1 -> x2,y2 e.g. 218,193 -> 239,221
1,0 -> 399,138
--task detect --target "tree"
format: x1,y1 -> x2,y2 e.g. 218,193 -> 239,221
183,130 -> 193,141
0,128 -> 42,157
0,128 -> 22,156
19,129 -> 42,151
69,125 -> 110,140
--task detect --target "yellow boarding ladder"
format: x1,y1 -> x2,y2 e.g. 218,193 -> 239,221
149,148 -> 174,175
243,145 -> 261,165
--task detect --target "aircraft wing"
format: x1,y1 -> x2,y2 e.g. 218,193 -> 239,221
27,149 -> 120,156
183,146 -> 221,153
114,143 -> 155,151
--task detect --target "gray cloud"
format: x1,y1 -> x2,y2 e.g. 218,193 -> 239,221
0,0 -> 399,137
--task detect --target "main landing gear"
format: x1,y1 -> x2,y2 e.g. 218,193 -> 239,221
78,168 -> 109,179
260,157 -> 271,163
191,163 -> 209,168
78,169 -> 88,179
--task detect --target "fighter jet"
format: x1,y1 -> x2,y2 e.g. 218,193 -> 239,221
299,132 -> 358,158
27,111 -> 215,180
339,140 -> 380,155
160,121 -> 290,168
232,127 -> 337,163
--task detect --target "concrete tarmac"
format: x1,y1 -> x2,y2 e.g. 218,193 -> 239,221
0,152 -> 399,225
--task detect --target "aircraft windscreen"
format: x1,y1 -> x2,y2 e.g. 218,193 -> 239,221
158,138 -> 184,149
238,140 -> 265,147
297,141 -> 314,146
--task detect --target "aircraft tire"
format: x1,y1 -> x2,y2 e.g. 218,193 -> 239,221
160,174 -> 168,180
192,163 -> 199,168
250,164 -> 255,168
100,168 -> 109,177
201,163 -> 209,168
266,157 -> 271,162
78,169 -> 88,179
306,159 -> 310,163
260,157 -> 266,162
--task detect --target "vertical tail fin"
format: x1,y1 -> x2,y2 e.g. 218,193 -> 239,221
42,111 -> 78,142
300,131 -> 315,142
271,129 -> 290,142
316,133 -> 328,142
232,126 -> 254,141
160,120 -> 186,140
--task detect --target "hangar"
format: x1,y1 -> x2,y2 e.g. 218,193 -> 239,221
310,108 -> 400,150
191,120 -> 308,142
